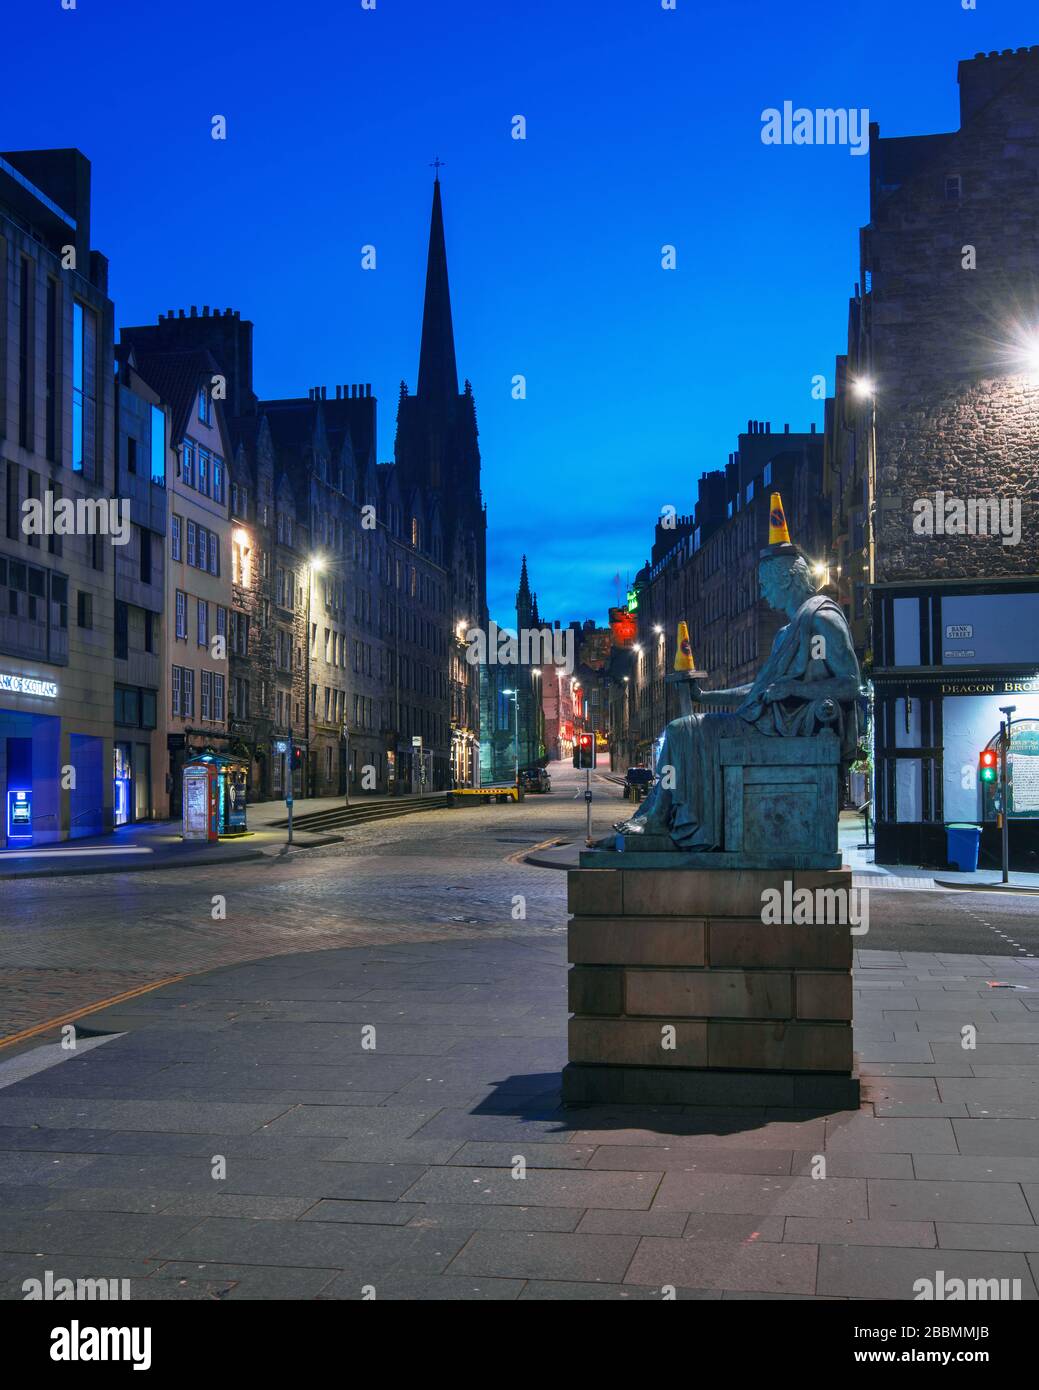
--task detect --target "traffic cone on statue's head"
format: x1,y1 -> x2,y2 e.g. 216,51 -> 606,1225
760,490 -> 804,561
674,620 -> 695,672
768,492 -> 791,546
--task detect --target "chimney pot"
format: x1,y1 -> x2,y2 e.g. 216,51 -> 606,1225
178,309 -> 185,318
203,305 -> 210,316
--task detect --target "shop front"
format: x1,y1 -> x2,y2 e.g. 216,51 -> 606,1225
1,668 -> 110,847
872,582 -> 1039,869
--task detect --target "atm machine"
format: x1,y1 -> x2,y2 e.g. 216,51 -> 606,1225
6,788 -> 32,842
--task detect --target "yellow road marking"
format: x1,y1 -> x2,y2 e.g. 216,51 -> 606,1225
0,974 -> 187,1052
503,837 -> 565,866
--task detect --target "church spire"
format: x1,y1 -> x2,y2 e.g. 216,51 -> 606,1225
417,174 -> 458,404
517,555 -> 533,622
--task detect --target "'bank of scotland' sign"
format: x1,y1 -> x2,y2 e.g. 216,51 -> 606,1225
0,672 -> 59,699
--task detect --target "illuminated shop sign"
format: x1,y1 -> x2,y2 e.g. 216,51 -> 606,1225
0,672 -> 59,699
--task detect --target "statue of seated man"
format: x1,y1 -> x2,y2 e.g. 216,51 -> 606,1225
613,548 -> 861,851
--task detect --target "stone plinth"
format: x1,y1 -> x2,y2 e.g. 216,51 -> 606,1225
561,865 -> 859,1109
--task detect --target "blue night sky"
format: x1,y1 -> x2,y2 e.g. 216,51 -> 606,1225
5,0 -> 1036,627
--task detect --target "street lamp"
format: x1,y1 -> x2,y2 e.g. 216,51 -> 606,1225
501,687 -> 519,787
304,554 -> 323,799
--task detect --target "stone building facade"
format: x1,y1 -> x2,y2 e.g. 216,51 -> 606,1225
121,175 -> 474,803
119,328 -> 235,815
825,47 -> 1039,867
112,351 -> 167,823
394,177 -> 485,789
609,422 -> 826,773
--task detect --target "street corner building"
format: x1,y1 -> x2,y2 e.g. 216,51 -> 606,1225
0,149 -> 120,846
833,48 -> 1039,868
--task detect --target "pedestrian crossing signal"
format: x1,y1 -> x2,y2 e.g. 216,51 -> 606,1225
574,732 -> 595,770
979,749 -> 998,784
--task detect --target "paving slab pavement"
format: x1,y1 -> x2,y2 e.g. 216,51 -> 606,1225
1,935 -> 1038,1300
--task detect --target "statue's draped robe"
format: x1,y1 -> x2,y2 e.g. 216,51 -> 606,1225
631,595 -> 858,850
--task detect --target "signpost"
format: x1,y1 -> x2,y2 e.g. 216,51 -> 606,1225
272,737 -> 293,845
999,705 -> 1016,884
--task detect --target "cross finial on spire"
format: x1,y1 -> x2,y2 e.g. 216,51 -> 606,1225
430,156 -> 445,182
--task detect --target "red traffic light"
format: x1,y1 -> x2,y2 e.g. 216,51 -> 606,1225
573,732 -> 595,769
980,750 -> 997,767
979,748 -> 998,783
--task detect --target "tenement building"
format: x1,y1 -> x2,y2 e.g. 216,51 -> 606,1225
112,347 -> 168,823
118,174 -> 480,799
609,421 -> 827,772
0,149 -> 118,845
831,48 -> 1039,867
119,321 -> 235,815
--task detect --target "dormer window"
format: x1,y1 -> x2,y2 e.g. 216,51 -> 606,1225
198,385 -> 212,425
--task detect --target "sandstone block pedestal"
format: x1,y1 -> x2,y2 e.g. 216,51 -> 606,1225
561,865 -> 859,1109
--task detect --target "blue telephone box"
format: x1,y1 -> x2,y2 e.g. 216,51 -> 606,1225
6,788 -> 32,841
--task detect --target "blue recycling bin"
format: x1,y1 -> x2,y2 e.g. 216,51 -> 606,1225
946,823 -> 982,872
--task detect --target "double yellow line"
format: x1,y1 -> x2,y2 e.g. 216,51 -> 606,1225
0,974 -> 186,1052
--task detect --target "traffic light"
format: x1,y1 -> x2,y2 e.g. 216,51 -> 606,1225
979,748 -> 998,784
292,745 -> 303,772
574,731 -> 595,770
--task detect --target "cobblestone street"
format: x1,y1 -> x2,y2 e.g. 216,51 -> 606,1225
4,766 -> 1039,1040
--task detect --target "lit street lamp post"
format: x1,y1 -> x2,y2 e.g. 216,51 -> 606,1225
304,555 -> 323,800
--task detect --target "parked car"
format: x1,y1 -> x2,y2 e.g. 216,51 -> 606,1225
623,766 -> 654,801
519,767 -> 551,794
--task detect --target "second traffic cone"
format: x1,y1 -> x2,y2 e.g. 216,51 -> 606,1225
768,492 -> 791,546
674,620 -> 695,672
